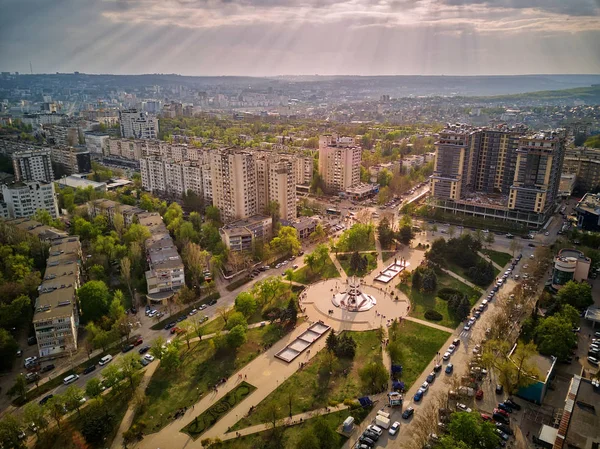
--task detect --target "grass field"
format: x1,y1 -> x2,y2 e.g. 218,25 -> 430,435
134,324 -> 289,434
398,271 -> 481,328
292,256 -> 340,285
231,330 -> 381,431
336,252 -> 378,277
445,256 -> 500,286
216,406 -> 372,449
387,320 -> 451,389
181,382 -> 256,439
481,249 -> 513,267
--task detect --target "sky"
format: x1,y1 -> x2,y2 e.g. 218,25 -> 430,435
0,0 -> 599,76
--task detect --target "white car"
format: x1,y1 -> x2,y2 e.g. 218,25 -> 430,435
463,323 -> 471,331
367,425 -> 383,437
448,344 -> 456,354
456,403 -> 472,413
421,381 -> 429,391
587,356 -> 599,366
389,421 -> 400,436
473,344 -> 481,354
442,351 -> 451,361
144,354 -> 155,362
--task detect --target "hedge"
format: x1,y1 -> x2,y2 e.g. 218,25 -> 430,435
437,288 -> 465,301
424,310 -> 443,321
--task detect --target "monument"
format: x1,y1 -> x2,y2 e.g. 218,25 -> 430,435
331,276 -> 377,312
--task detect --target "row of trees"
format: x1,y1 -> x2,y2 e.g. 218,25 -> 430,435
377,217 -> 415,249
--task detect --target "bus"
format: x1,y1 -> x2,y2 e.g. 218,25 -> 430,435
326,208 -> 341,216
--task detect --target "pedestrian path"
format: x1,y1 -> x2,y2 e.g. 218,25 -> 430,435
111,362 -> 159,449
331,254 -> 348,280
477,251 -> 505,271
403,316 -> 455,333
440,268 -> 483,292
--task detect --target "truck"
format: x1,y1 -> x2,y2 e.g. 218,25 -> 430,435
375,415 -> 390,429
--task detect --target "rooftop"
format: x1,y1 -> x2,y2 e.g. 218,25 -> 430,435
556,248 -> 591,263
33,285 -> 76,322
57,175 -> 106,190
576,192 -> 600,217
221,215 -> 271,230
6,218 -> 67,240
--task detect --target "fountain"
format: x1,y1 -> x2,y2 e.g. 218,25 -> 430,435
331,276 -> 377,312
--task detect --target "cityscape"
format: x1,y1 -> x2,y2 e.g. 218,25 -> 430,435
1,2 -> 600,449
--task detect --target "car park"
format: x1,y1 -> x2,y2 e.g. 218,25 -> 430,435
402,407 -> 414,419
388,421 -> 400,435
445,363 -> 453,374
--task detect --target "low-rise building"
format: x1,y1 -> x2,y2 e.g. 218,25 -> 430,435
281,216 -> 318,239
57,175 -> 107,192
5,218 -> 67,241
552,249 -> 591,287
50,146 -> 92,175
511,345 -> 556,405
219,215 -> 272,252
343,183 -> 380,201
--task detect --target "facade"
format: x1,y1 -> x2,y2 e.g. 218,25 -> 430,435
219,215 -> 272,252
558,174 -> 576,198
210,148 -> 258,222
318,134 -> 362,192
1,181 -> 58,219
561,147 -> 600,192
281,216 -> 318,239
552,249 -> 591,288
138,212 -> 185,303
50,146 -> 92,175
87,199 -> 143,226
575,192 -> 600,231
34,236 -> 82,357
511,345 -> 556,405
140,157 -> 207,201
119,109 -> 159,139
107,138 -> 144,160
430,124 -> 566,227
84,131 -> 109,156
294,155 -> 314,185
269,160 -> 297,221
12,148 -> 54,183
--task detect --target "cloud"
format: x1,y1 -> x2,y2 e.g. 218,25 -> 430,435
439,0 -> 600,17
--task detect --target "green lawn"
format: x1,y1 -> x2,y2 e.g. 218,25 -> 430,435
387,320 -> 451,389
182,382 -> 256,439
231,330 -> 381,431
445,256 -> 500,285
216,406 -> 372,449
398,271 -> 481,328
337,252 -> 378,277
292,256 -> 340,285
481,249 -> 513,268
134,324 -> 290,434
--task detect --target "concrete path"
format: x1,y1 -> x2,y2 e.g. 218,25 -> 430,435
330,254 -> 348,280
477,251 -> 505,271
111,362 -> 159,449
403,316 -> 455,333
221,403 -> 349,441
440,268 -> 483,292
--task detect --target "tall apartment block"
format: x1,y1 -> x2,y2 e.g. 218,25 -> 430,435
562,147 -> 600,192
269,159 -> 297,221
119,109 -> 159,139
318,133 -> 361,192
1,181 -> 59,219
12,148 -> 54,183
430,124 -> 565,227
210,149 -> 258,222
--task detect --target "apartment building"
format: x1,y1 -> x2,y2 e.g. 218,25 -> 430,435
294,155 -> 314,185
139,157 -> 207,200
210,148 -> 258,222
50,146 -> 92,175
87,199 -> 143,226
562,147 -> 600,192
318,133 -> 362,192
34,236 -> 82,357
119,108 -> 159,139
430,124 -> 566,226
138,212 -> 185,303
1,181 -> 58,219
107,138 -> 144,160
269,159 -> 297,220
219,215 -> 272,252
12,148 -> 54,183
84,132 -> 109,156
5,217 -> 68,241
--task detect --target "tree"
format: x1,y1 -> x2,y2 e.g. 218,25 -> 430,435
558,304 -> 580,328
509,239 -> 521,256
253,277 -> 286,307
349,251 -> 367,275
23,402 -> 48,435
64,385 -> 85,416
326,329 -> 337,353
284,268 -> 294,286
485,232 -> 495,247
0,329 -> 18,371
447,412 -> 499,449
78,280 -> 111,323
176,221 -> 199,244
305,243 -> 330,274
227,325 -> 247,349
205,206 -> 221,224
216,306 -> 233,327
398,225 -> 414,245
101,364 -> 124,389
0,413 -> 25,449
411,268 -> 423,291
226,312 -> 248,331
312,417 -> 339,449
535,315 -> 577,360
421,268 -> 437,293
113,212 -> 125,239
120,257 -> 134,299
45,395 -> 65,429
235,292 -> 257,317
557,281 -> 594,310
359,361 -> 388,394
118,353 -> 141,390
309,223 -> 327,243
108,290 -> 126,323
448,225 -> 456,238
88,264 -> 106,282
7,374 -> 27,399
266,200 -> 281,233
161,344 -> 181,371
377,217 -> 395,249
178,321 -> 194,349
270,226 -> 301,256
123,223 -> 151,245
295,427 -> 319,449
182,242 -> 209,291
150,336 -> 167,360
85,378 -> 103,400
188,315 -> 205,341
164,202 -> 184,226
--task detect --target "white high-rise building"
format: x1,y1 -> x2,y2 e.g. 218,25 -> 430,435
318,133 -> 361,191
2,181 -> 59,219
269,159 -> 297,220
119,109 -> 159,139
12,148 -> 54,183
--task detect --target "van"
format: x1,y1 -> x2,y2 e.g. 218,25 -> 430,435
99,355 -> 113,366
63,374 -> 79,385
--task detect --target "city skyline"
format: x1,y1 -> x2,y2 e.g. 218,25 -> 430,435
1,0 -> 599,76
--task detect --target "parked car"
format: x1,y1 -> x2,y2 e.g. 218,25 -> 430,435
388,421 -> 400,435
504,398 -> 521,410
358,436 -> 375,448
144,354 -> 155,362
414,389 -> 424,402
134,338 -> 143,346
208,299 -> 218,306
164,322 -> 176,330
456,403 -> 472,413
82,365 -> 96,375
40,364 -> 55,373
402,407 -> 414,419
139,345 -> 150,354
493,413 -> 509,424
445,363 -> 453,374
122,344 -> 135,353
39,395 -> 53,405
496,423 -> 513,435
363,430 -> 379,441
452,338 -> 460,347
498,402 -> 513,413
367,425 -> 383,437
495,384 -> 504,394
476,389 -> 484,400
587,356 -> 599,365
426,372 -> 436,383
442,351 -> 451,361
494,408 -> 510,419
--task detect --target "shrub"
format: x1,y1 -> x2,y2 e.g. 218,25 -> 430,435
424,310 -> 443,321
437,288 -> 463,301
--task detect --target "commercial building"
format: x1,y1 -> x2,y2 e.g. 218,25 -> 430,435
138,212 -> 185,303
344,183 -> 380,201
558,174 -> 576,198
119,109 -> 159,139
535,375 -> 600,449
1,181 -> 58,219
57,175 -> 107,192
219,215 -> 272,252
574,192 -> 600,231
552,249 -> 591,288
33,236 -> 82,357
318,134 -> 362,192
430,124 -> 566,227
12,148 -> 54,183
210,148 -> 258,222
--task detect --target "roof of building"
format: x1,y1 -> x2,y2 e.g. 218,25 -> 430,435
105,178 -> 132,190
6,218 -> 67,240
281,216 -> 318,232
584,306 -> 600,324
345,183 -> 379,195
33,285 -> 76,322
576,192 -> 600,217
222,215 -> 271,230
57,176 -> 106,190
556,248 -> 591,264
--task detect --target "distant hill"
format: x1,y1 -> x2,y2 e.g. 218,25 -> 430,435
477,85 -> 600,103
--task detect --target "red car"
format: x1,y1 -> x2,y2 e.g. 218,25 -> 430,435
494,408 -> 510,419
476,389 -> 484,400
134,338 -> 143,346
480,413 -> 492,421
